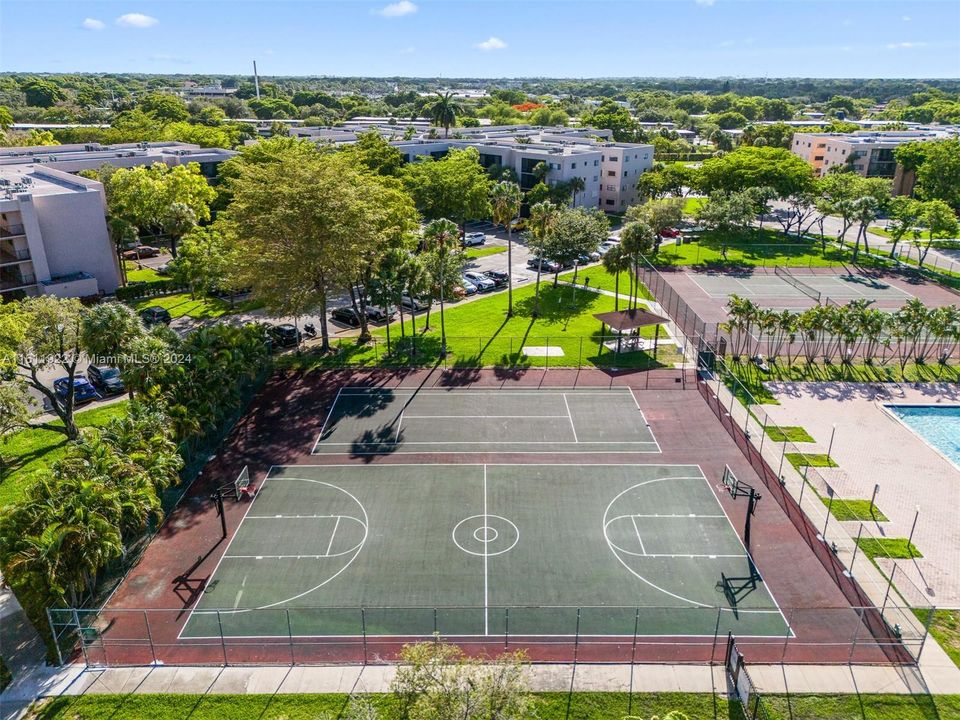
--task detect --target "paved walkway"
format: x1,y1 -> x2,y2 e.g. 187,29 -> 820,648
762,381 -> 960,608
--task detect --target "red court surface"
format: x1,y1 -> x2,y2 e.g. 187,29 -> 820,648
84,367 -> 912,667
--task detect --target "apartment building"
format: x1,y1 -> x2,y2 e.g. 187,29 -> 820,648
0,165 -> 119,300
789,130 -> 951,177
286,124 -> 654,212
0,141 -> 237,182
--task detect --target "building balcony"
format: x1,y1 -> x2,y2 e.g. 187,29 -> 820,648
0,224 -> 26,239
0,248 -> 30,265
0,273 -> 36,291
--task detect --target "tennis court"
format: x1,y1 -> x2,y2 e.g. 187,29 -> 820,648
689,269 -> 914,303
180,463 -> 788,640
689,269 -> 913,304
312,387 -> 660,454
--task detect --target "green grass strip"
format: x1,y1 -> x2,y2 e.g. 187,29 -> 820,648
856,537 -> 923,560
764,425 -> 815,443
464,246 -> 507,259
785,452 -> 838,469
27,692 -> 960,720
912,609 -> 960,670
821,497 -> 889,522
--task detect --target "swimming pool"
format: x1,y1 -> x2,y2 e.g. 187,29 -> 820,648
886,405 -> 960,469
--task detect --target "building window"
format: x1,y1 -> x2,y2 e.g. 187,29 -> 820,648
571,162 -> 577,169
607,156 -> 617,162
607,170 -> 616,177
606,185 -> 616,191
814,155 -> 824,161
605,199 -> 615,206
601,155 -> 605,161
593,175 -> 598,182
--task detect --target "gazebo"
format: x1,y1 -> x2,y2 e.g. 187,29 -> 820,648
594,308 -> 670,358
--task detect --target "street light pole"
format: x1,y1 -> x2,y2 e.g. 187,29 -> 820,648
827,423 -> 837,461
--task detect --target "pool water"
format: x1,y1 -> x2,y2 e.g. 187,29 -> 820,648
887,405 -> 960,468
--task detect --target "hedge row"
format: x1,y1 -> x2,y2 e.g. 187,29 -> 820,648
115,280 -> 187,301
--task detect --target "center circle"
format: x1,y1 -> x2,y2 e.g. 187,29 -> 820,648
452,514 -> 519,557
473,526 -> 499,542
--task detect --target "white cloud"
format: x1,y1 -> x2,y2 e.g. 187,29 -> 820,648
475,36 -> 507,51
902,15 -> 912,21
82,18 -> 105,30
115,13 -> 158,28
885,41 -> 928,49
400,46 -> 416,54
695,0 -> 715,6
375,1 -> 417,17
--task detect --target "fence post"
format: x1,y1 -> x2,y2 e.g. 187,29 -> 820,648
286,609 -> 295,665
361,608 -> 368,665
573,607 -> 581,663
881,564 -> 897,615
781,607 -> 793,663
759,415 -> 767,454
579,337 -> 583,368
46,608 -> 65,667
848,523 -> 863,577
711,606 -> 722,662
510,337 -> 514,365
917,604 -> 936,661
144,610 -> 157,665
216,610 -> 228,665
848,607 -> 863,663
374,338 -> 379,363
545,337 -> 550,370
504,608 -> 509,649
71,608 -> 92,667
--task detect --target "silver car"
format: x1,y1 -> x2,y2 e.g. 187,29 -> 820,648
463,272 -> 496,292
462,232 -> 486,247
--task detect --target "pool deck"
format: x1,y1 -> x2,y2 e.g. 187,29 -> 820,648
761,381 -> 960,608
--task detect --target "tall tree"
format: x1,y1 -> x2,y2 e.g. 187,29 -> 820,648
527,201 -> 560,316
160,202 -> 197,259
489,180 -> 523,316
619,220 -> 656,308
404,147 -> 492,235
696,146 -> 814,197
425,91 -> 462,138
422,219 -> 461,356
918,200 -> 960,267
546,207 -> 610,286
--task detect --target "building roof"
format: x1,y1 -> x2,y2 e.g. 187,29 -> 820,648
593,308 -> 669,332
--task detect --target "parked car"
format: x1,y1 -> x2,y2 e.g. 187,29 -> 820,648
365,305 -> 397,322
527,257 -> 560,273
121,245 -> 161,260
54,376 -> 100,405
400,293 -> 430,312
156,262 -> 173,276
460,278 -> 478,295
483,270 -> 509,288
463,272 -> 496,292
660,227 -> 681,238
87,365 -> 125,395
462,232 -> 486,247
139,306 -> 171,327
606,235 -> 621,244
268,323 -> 301,348
597,243 -> 614,256
331,306 -> 362,327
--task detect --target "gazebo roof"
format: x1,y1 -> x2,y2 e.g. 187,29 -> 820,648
593,308 -> 669,332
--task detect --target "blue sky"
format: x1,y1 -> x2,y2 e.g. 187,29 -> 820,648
2,1 -> 958,78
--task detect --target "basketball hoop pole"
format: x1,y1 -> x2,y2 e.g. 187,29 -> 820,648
213,488 -> 227,539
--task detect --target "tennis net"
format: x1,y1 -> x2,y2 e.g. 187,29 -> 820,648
774,266 -> 822,302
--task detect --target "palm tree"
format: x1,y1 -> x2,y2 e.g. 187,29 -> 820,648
602,245 -> 631,312
568,176 -> 586,206
108,217 -> 138,284
423,218 -> 460,355
161,202 -> 197,259
527,201 -> 559,317
618,220 -> 655,310
532,161 -> 550,185
426,92 -> 461,138
489,181 -> 523,316
402,255 -> 431,356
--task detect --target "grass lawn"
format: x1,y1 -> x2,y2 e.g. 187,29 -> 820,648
869,226 -> 953,241
725,360 -> 960,405
291,281 -> 681,370
0,401 -> 128,508
785,452 -> 838,470
130,292 -> 263,320
914,609 -> 960,669
764,425 -> 815,443
464,245 -> 507,260
558,264 -> 651,299
823,497 -> 889,522
683,196 -> 706,216
123,262 -> 166,285
654,230 -> 848,268
856,537 -> 922,560
28,692 -> 960,720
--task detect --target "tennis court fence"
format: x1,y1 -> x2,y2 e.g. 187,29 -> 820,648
47,602 -> 926,669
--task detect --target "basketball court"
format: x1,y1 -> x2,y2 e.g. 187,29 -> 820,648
688,268 -> 914,304
180,462 -> 788,641
312,387 -> 660,455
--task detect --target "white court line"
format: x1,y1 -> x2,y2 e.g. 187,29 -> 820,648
630,515 -> 646,556
315,440 -> 659,445
629,513 -> 727,518
483,464 -> 489,636
247,514 -> 364,520
401,415 -> 570,419
561,394 -> 579,443
311,387 -> 344,454
325,516 -> 341,556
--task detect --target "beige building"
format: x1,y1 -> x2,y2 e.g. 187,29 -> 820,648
0,166 -> 119,300
790,130 -> 950,178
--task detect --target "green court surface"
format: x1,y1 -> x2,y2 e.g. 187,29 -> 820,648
689,271 -> 912,302
312,387 -> 660,455
181,464 -> 788,640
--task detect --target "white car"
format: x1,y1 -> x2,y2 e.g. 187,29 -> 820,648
462,232 -> 486,247
463,271 -> 496,292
